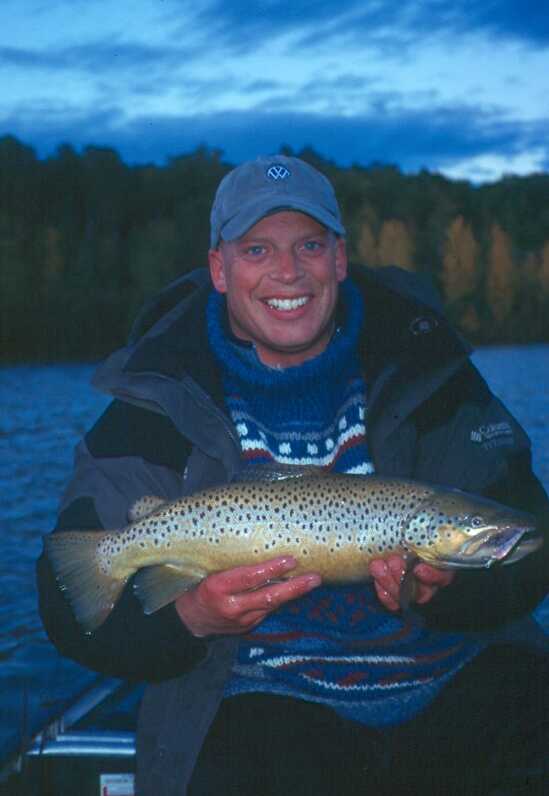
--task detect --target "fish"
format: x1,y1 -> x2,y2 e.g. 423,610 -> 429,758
44,466 -> 542,633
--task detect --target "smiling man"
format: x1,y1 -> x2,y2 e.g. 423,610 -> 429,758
38,155 -> 548,796
208,211 -> 347,367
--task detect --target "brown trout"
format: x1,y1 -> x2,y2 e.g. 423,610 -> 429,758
45,467 -> 541,632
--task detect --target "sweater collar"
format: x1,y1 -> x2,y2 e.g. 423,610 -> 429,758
206,278 -> 365,395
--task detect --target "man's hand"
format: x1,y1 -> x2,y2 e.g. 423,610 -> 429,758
175,556 -> 322,637
369,555 -> 455,611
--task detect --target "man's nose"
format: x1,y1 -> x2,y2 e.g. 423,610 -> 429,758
272,249 -> 303,281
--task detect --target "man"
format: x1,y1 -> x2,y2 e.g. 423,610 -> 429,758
38,155 -> 548,795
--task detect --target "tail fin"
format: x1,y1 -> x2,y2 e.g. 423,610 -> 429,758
45,531 -> 126,634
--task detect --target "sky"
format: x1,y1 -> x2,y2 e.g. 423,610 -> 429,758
1,0 -> 548,183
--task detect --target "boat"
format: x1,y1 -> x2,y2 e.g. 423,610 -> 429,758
0,677 -> 142,796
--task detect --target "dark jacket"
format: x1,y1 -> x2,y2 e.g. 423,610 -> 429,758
37,265 -> 549,795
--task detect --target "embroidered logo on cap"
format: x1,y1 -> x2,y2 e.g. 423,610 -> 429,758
266,164 -> 291,181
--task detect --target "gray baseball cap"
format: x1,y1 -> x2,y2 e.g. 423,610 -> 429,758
210,155 -> 346,248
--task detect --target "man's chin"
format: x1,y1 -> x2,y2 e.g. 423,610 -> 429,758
255,334 -> 331,368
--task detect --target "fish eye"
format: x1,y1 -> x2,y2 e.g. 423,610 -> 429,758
470,516 -> 485,528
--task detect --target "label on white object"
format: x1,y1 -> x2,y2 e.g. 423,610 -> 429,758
99,773 -> 135,795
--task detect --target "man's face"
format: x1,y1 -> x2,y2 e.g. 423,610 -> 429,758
208,211 -> 348,368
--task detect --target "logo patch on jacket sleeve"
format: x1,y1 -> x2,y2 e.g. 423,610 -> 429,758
470,421 -> 514,449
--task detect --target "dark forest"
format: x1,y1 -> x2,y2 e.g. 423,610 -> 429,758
1,135 -> 548,362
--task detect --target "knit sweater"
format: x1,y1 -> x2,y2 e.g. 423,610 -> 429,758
206,280 -> 372,474
207,279 -> 482,726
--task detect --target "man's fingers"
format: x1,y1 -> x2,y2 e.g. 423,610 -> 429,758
368,559 -> 401,605
412,564 -> 454,604
387,555 -> 407,583
233,573 -> 322,615
238,610 -> 270,630
414,583 -> 438,604
369,556 -> 455,610
372,579 -> 400,612
414,563 -> 455,587
177,559 -> 322,637
209,555 -> 299,595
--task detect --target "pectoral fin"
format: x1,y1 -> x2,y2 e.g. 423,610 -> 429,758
133,562 -> 208,615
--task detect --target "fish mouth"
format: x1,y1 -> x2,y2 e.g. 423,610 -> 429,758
448,526 -> 542,569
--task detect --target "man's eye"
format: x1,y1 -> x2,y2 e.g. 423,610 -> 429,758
243,245 -> 265,256
302,240 -> 323,252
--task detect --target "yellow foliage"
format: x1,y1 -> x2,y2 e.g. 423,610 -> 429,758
441,216 -> 478,303
355,215 -> 414,270
486,224 -> 516,325
356,218 -> 378,265
377,220 -> 415,270
459,305 -> 481,336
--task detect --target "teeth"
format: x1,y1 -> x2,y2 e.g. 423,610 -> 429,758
266,296 -> 309,311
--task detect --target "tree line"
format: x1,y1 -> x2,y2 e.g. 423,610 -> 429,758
1,134 -> 548,362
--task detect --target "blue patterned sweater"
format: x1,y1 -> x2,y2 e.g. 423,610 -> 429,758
207,279 -> 482,726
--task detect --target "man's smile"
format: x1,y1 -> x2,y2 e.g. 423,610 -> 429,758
263,296 -> 311,312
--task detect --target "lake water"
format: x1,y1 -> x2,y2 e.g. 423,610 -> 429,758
1,346 -> 548,764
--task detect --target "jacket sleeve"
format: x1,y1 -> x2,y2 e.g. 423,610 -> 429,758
412,364 -> 549,632
36,400 -> 210,682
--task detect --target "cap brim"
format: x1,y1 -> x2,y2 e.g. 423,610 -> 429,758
219,197 -> 346,243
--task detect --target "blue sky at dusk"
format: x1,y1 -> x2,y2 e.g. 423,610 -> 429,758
1,0 -> 548,182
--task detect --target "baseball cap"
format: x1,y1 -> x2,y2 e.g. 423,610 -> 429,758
210,155 -> 346,248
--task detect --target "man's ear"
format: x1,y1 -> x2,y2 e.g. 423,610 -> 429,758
335,237 -> 348,282
208,247 -> 227,293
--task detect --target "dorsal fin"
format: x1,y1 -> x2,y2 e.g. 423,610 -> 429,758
128,495 -> 168,523
232,463 -> 326,484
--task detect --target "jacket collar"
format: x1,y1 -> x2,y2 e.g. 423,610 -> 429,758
106,264 -> 470,412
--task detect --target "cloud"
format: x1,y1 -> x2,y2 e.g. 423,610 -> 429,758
0,40 -> 199,74
3,100 -> 547,181
441,0 -> 549,48
190,0 -> 549,53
